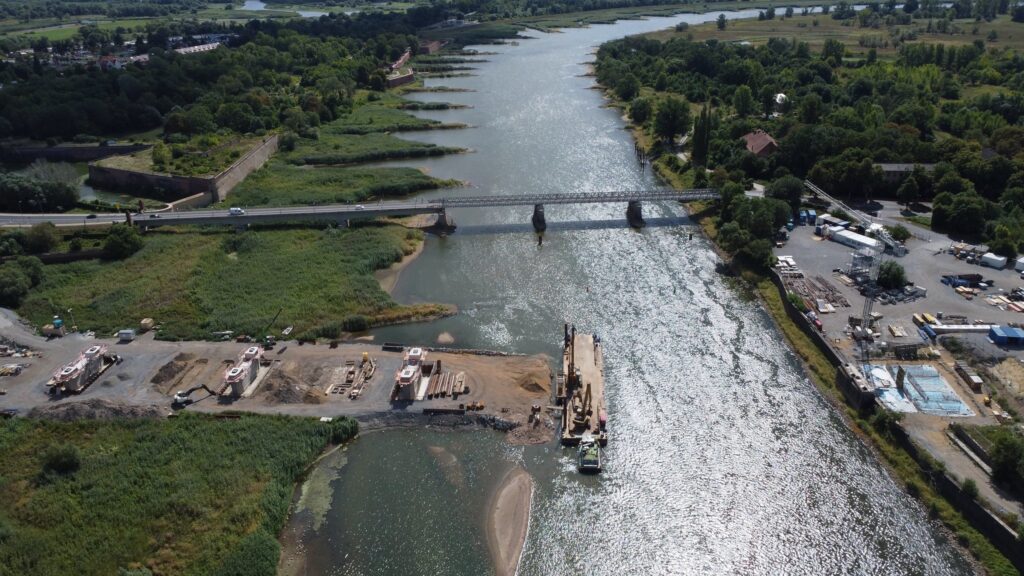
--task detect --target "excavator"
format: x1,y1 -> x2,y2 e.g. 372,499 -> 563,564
172,384 -> 218,407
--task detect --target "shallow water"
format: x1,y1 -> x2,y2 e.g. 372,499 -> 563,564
288,11 -> 973,576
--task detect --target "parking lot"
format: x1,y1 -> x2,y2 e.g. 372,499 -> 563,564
775,220 -> 1024,358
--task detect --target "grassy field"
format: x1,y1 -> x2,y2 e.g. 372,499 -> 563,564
648,13 -> 1024,56
229,161 -> 456,206
18,226 -> 449,340
0,413 -> 357,576
281,131 -> 462,166
96,136 -> 262,177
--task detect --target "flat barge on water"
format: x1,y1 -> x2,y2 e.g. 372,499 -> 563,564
557,324 -> 607,447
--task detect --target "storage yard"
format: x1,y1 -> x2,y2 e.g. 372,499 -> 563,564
0,310 -> 555,443
773,206 -> 1024,518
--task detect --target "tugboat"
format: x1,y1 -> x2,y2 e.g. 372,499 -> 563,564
577,433 -> 602,473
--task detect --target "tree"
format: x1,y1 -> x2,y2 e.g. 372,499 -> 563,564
766,175 -> 804,213
616,74 -> 640,101
654,96 -> 691,143
886,224 -> 912,242
14,256 -> 43,287
733,85 -> 755,118
717,13 -> 727,29
0,267 -> 31,307
897,176 -> 919,209
629,97 -> 652,125
691,105 -> 711,167
798,94 -> 822,123
760,86 -> 777,119
103,225 -> 143,260
877,260 -> 907,289
23,222 -> 60,254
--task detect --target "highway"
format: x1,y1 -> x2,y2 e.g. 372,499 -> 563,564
0,189 -> 719,228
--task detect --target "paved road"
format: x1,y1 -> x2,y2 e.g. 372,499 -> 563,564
0,190 -> 719,228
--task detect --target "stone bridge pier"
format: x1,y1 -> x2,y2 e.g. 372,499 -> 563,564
626,200 -> 645,228
532,204 -> 546,232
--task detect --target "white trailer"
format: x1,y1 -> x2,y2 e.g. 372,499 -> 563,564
981,252 -> 1007,269
1015,256 -> 1024,272
829,229 -> 882,252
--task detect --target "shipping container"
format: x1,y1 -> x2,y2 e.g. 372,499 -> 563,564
981,252 -> 1007,268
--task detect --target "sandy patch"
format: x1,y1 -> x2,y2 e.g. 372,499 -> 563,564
437,331 -> 455,345
374,240 -> 424,295
487,467 -> 533,576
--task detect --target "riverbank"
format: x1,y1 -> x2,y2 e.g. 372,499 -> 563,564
375,237 -> 424,294
487,466 -> 533,576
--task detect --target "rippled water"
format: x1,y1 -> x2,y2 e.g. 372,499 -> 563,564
290,11 -> 972,575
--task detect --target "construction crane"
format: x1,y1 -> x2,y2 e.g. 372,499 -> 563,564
260,307 -> 283,350
859,250 -> 884,366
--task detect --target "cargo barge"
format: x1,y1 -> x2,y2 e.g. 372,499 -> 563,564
557,324 -> 607,447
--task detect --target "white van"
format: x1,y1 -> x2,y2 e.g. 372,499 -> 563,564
229,207 -> 245,216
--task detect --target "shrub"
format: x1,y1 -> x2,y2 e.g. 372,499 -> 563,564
103,225 -> 143,260
41,444 -> 81,476
23,222 -> 60,254
886,224 -> 911,242
14,256 -> 43,287
962,478 -> 979,499
0,267 -> 31,307
877,261 -> 907,289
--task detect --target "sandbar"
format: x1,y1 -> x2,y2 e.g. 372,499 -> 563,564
487,466 -> 533,576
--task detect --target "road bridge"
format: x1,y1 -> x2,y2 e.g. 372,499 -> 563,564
0,189 -> 719,232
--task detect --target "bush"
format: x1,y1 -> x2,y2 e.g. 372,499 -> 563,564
886,224 -> 911,242
41,444 -> 81,476
14,256 -> 43,287
103,225 -> 143,260
69,237 -> 83,253
877,260 -> 907,290
212,529 -> 279,576
0,266 -> 31,307
23,222 -> 60,254
962,478 -> 979,499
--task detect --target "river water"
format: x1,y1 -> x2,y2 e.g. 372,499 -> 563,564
286,11 -> 973,576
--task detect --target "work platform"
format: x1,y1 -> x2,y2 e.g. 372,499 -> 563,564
558,327 -> 607,446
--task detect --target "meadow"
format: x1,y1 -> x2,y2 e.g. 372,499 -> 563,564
0,413 -> 358,576
280,131 -> 463,166
18,225 -> 447,340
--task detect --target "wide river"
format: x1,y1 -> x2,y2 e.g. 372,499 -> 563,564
284,10 -> 973,576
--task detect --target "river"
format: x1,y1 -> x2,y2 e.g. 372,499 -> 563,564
283,10 -> 974,576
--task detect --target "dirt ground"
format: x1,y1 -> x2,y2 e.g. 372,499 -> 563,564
0,308 -> 557,444
991,358 -> 1024,396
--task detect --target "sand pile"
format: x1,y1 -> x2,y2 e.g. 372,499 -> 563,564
261,362 -> 326,405
30,399 -> 164,420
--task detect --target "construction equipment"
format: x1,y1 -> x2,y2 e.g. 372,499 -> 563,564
172,384 -> 218,407
260,308 -> 283,350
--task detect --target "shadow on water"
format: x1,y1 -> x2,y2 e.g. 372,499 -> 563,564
445,216 -> 692,236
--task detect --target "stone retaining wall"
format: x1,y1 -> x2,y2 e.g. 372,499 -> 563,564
86,135 -> 278,206
1,144 -> 150,163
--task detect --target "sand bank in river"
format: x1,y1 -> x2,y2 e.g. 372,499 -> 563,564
488,467 -> 533,576
374,240 -> 424,295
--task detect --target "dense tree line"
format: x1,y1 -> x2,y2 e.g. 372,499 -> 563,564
596,26 -> 1024,260
0,0 -> 203,22
0,13 -> 425,140
0,173 -> 77,213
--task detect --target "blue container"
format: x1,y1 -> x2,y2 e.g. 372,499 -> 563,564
799,210 -> 808,225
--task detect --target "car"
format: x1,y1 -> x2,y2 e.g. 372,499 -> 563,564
149,214 -> 160,219
354,205 -> 366,211
86,213 -> 97,219
229,207 -> 246,216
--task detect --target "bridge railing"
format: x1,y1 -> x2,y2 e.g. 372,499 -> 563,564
440,189 -> 719,207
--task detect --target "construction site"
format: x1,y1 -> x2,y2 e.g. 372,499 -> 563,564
0,310 -> 555,442
771,199 -> 1024,522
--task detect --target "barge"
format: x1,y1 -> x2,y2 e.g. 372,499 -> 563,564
557,324 -> 607,447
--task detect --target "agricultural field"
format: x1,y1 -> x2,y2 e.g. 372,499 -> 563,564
649,13 -> 1024,56
17,226 -> 447,340
0,413 -> 357,576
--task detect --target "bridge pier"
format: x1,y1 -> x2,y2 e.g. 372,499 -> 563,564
435,209 -> 456,232
532,204 -> 546,232
626,200 -> 645,228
